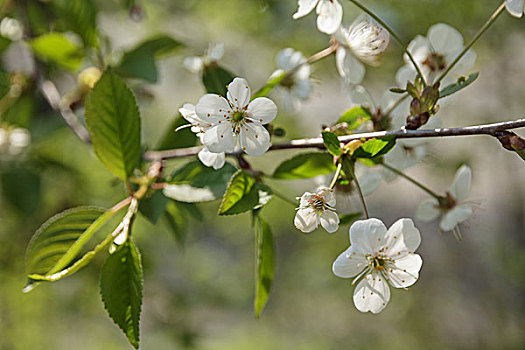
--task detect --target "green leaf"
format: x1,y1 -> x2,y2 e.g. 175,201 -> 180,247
163,160 -> 237,202
53,0 -> 99,47
0,37 -> 10,55
29,32 -> 83,71
24,207 -> 119,291
251,70 -> 286,100
219,170 -> 256,214
85,68 -> 142,180
336,106 -> 372,131
272,152 -> 336,179
117,35 -> 183,82
1,168 -> 41,214
202,65 -> 235,96
322,131 -> 342,156
139,191 -> 169,224
389,87 -> 406,94
254,215 -> 274,318
339,212 -> 362,226
164,200 -> 201,246
353,136 -> 396,159
155,116 -> 197,151
219,170 -> 272,216
439,72 -> 479,99
100,239 -> 143,349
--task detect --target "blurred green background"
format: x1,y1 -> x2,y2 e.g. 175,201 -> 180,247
1,0 -> 525,349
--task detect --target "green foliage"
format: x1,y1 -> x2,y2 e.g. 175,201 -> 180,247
53,0 -> 99,47
202,65 -> 236,96
29,33 -> 83,71
117,35 -> 184,82
100,239 -> 143,349
336,106 -> 372,131
322,131 -> 342,156
155,116 -> 198,151
85,68 -> 142,180
339,212 -> 362,226
24,207 -> 119,291
163,160 -> 237,202
219,170 -> 272,215
272,152 -> 336,179
164,200 -> 202,245
439,72 -> 480,98
254,215 -> 274,318
139,191 -> 169,224
353,136 -> 396,159
1,168 -> 41,214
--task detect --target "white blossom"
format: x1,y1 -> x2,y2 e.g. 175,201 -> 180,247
294,187 -> 340,233
268,48 -> 313,112
396,23 -> 476,86
333,218 -> 423,313
0,126 -> 30,157
0,17 -> 23,41
292,0 -> 343,35
195,77 -> 278,156
506,0 -> 525,17
335,17 -> 389,84
179,103 -> 225,170
184,43 -> 224,74
416,165 -> 472,239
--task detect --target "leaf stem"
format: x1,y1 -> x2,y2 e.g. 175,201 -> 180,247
343,160 -> 369,219
380,162 -> 441,199
348,0 -> 427,86
436,1 -> 506,84
329,162 -> 343,189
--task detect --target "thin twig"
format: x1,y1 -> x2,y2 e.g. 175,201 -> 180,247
144,119 -> 525,161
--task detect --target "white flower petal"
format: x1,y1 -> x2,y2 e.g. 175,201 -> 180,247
349,218 -> 388,254
208,43 -> 224,61
353,271 -> 390,313
195,94 -> 232,123
428,23 -> 463,55
320,210 -> 340,233
405,35 -> 430,64
315,0 -> 342,34
183,56 -> 204,73
336,48 -> 366,84
227,77 -> 251,108
238,122 -> 270,156
299,191 -> 315,208
332,247 -> 367,278
294,208 -> 319,233
395,64 -> 417,88
202,123 -> 236,153
292,78 -> 313,100
506,0 -> 524,17
385,218 -> 421,256
348,85 -> 375,109
449,49 -> 476,77
387,253 -> 423,288
292,0 -> 318,19
449,165 -> 471,202
440,205 -> 472,232
318,187 -> 336,207
416,198 -> 441,222
198,147 -> 225,170
247,97 -> 278,124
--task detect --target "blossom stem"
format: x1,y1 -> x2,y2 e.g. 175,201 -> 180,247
345,161 -> 370,219
436,1 -> 506,84
380,162 -> 441,199
329,162 -> 343,189
347,0 -> 427,86
271,188 -> 298,207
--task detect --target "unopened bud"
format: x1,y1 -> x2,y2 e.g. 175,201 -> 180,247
78,67 -> 102,90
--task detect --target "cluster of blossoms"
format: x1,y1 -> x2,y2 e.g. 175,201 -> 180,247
0,126 -> 30,158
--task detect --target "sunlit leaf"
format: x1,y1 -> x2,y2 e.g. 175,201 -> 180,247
336,106 -> 372,131
272,152 -> 336,179
353,136 -> 396,159
29,32 -> 83,71
439,72 -> 479,98
219,171 -> 272,216
322,131 -> 342,157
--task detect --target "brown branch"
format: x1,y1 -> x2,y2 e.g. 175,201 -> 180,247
144,119 -> 525,161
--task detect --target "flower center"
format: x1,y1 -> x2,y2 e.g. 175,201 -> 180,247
367,254 -> 387,271
422,53 -> 447,72
232,111 -> 246,123
280,74 -> 296,89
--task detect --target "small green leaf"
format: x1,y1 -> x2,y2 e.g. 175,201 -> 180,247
53,0 -> 99,47
29,32 -> 83,71
163,160 -> 237,202
439,72 -> 479,99
139,191 -> 169,224
202,65 -> 235,96
251,70 -> 286,100
219,170 -> 256,214
117,34 -> 183,82
164,200 -> 202,246
389,87 -> 406,94
85,68 -> 142,180
100,239 -> 143,349
24,206 -> 119,291
254,215 -> 274,318
322,131 -> 342,156
155,116 -> 197,151
339,212 -> 362,226
353,136 -> 396,159
336,106 -> 372,131
220,183 -> 272,216
272,152 -> 336,179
